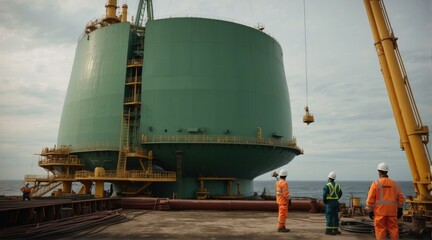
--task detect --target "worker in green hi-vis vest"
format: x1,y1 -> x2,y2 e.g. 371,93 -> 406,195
323,171 -> 343,235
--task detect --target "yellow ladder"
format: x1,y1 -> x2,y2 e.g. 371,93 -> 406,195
117,110 -> 130,176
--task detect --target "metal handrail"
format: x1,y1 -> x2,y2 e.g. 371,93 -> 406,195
124,94 -> 141,103
74,170 -> 176,180
69,143 -> 119,152
126,76 -> 142,84
127,59 -> 143,66
46,135 -> 301,155
38,158 -> 84,165
125,146 -> 149,155
142,134 -> 299,148
24,175 -> 55,181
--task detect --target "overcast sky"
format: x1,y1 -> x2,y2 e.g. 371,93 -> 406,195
0,0 -> 430,182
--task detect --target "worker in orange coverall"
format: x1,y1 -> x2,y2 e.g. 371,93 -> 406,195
275,169 -> 290,232
366,162 -> 404,240
21,183 -> 32,201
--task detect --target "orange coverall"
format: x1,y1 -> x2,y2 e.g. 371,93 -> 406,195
366,177 -> 404,240
20,185 -> 32,201
275,179 -> 290,229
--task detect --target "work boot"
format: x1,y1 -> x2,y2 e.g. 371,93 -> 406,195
277,227 -> 290,232
334,229 -> 341,234
325,229 -> 336,235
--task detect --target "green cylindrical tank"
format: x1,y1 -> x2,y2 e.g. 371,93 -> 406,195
56,17 -> 301,198
57,23 -> 131,170
141,18 -> 301,197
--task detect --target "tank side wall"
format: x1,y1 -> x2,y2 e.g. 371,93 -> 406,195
57,23 -> 131,149
141,18 -> 292,139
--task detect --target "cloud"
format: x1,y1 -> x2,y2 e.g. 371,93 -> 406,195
0,0 -> 430,182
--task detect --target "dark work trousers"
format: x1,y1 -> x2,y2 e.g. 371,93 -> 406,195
325,200 -> 339,231
23,192 -> 31,201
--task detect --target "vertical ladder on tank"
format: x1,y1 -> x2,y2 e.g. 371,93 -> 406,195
117,110 -> 130,177
146,150 -> 153,174
176,151 -> 183,198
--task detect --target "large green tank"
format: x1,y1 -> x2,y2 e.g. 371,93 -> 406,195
57,23 -> 131,169
57,16 -> 301,198
141,18 -> 300,197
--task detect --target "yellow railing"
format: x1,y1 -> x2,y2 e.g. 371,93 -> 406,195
74,170 -> 176,180
25,174 -> 75,180
128,170 -> 177,179
54,174 -> 76,179
38,157 -> 84,166
105,170 -> 118,177
41,145 -> 71,155
141,134 -> 300,148
75,170 -> 94,178
24,175 -> 56,182
127,59 -> 143,66
124,94 -> 141,103
126,146 -> 148,155
126,76 -> 142,84
57,144 -> 147,154
69,143 -> 119,152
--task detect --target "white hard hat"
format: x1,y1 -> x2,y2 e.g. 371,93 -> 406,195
279,169 -> 288,177
377,162 -> 389,171
328,171 -> 336,180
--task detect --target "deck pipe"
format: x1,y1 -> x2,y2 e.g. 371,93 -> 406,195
120,197 -> 324,213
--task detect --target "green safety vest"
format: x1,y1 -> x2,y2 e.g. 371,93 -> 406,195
326,182 -> 341,200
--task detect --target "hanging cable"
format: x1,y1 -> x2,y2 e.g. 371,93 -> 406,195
249,0 -> 254,26
302,0 -> 314,125
303,0 -> 309,108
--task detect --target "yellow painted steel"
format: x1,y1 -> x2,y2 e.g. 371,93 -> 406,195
352,197 -> 361,207
79,181 -> 92,194
85,0 -> 122,33
26,145 -> 176,198
27,180 -> 62,197
256,127 -> 262,143
62,181 -> 72,194
363,1 -> 420,187
196,177 -> 243,199
364,0 -> 431,206
105,0 -> 117,20
95,180 -> 105,198
95,167 -> 106,177
121,4 -> 128,23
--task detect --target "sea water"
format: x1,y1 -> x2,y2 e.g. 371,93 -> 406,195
1,179 -> 416,205
0,180 -> 109,197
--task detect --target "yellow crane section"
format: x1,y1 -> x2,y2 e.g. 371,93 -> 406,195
363,0 -> 431,217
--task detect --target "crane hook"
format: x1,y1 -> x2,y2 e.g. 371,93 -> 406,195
303,106 -> 314,125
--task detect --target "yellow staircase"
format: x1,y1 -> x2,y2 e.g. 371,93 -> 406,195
31,181 -> 62,197
117,111 -> 130,177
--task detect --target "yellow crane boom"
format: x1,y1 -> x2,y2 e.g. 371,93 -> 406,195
363,0 -> 431,218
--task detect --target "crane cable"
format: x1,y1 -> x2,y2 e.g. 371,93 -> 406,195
303,0 -> 309,108
249,0 -> 254,25
302,0 -> 314,125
